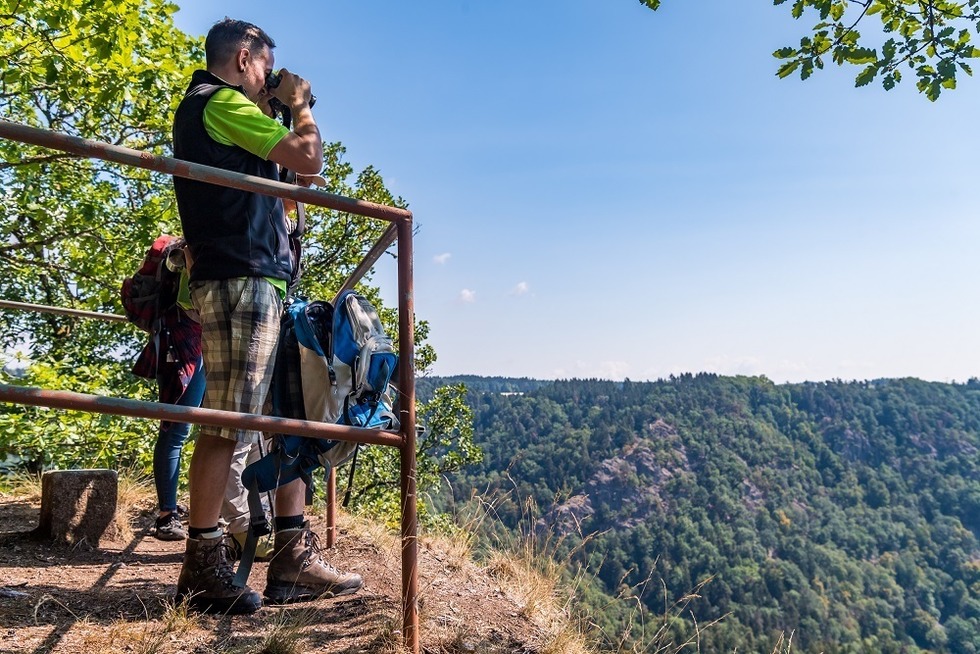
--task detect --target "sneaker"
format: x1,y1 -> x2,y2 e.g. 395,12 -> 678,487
175,534 -> 262,615
264,522 -> 363,604
154,513 -> 187,541
227,530 -> 275,562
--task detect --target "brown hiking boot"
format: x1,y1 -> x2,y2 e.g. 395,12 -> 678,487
264,522 -> 363,604
175,534 -> 262,615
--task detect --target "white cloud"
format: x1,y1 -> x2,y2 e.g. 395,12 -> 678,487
433,253 -> 452,265
701,355 -> 766,377
695,355 -> 817,382
510,281 -> 530,296
550,359 -> 632,381
459,289 -> 476,303
597,360 -> 632,380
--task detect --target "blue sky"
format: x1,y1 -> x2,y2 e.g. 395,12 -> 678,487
173,1 -> 980,384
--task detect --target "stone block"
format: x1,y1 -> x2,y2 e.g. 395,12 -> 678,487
36,469 -> 118,546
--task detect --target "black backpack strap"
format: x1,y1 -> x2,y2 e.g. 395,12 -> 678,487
293,194 -> 307,237
342,446 -> 360,508
287,203 -> 305,297
271,103 -> 306,299
232,474 -> 272,588
151,323 -> 163,378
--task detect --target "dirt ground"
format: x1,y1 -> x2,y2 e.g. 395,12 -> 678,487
0,490 -> 559,654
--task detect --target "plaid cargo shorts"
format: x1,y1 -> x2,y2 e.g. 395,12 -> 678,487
190,277 -> 283,444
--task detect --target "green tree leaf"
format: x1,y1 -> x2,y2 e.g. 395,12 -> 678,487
639,0 -> 980,99
776,60 -> 802,78
855,64 -> 878,86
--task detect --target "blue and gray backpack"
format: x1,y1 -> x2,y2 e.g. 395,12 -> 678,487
234,289 -> 399,585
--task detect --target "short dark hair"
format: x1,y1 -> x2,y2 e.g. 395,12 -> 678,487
205,18 -> 276,67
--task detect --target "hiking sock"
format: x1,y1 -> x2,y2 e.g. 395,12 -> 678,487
274,515 -> 305,532
189,525 -> 222,539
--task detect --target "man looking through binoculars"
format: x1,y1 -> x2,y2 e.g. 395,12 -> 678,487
171,17 -> 361,615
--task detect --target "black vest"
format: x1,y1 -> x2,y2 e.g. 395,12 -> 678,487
172,70 -> 292,283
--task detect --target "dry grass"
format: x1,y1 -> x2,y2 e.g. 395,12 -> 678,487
640,578 -> 727,654
418,525 -> 484,583
1,470 -> 43,500
769,630 -> 797,654
365,613 -> 410,654
442,492 -> 602,654
114,468 -> 156,541
539,626 -> 594,654
249,606 -> 316,654
75,597 -> 202,654
343,509 -> 401,552
484,540 -> 598,654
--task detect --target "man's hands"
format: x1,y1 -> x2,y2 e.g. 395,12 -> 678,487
296,174 -> 326,188
282,174 -> 326,214
256,93 -> 276,118
265,67 -> 323,176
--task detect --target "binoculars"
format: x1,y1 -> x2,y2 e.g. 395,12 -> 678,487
265,71 -> 317,108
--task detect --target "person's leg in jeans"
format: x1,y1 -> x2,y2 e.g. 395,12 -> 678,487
152,358 -> 205,541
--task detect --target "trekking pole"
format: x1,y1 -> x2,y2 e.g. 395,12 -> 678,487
325,467 -> 337,548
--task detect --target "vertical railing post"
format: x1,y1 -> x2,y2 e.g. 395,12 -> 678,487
397,214 -> 419,653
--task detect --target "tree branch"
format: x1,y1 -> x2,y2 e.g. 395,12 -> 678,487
0,152 -> 79,171
0,228 -> 97,255
815,3 -> 874,59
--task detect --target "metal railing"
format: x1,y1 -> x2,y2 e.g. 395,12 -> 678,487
0,119 -> 421,653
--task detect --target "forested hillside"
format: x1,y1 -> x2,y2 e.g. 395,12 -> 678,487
438,374 -> 980,653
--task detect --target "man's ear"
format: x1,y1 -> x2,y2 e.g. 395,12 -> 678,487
237,48 -> 249,73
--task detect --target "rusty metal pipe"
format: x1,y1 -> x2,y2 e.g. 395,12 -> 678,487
334,223 -> 399,303
0,299 -> 128,323
396,214 -> 419,653
0,384 -> 404,448
0,120 -> 411,224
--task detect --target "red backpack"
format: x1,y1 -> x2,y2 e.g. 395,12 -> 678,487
120,234 -> 182,332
